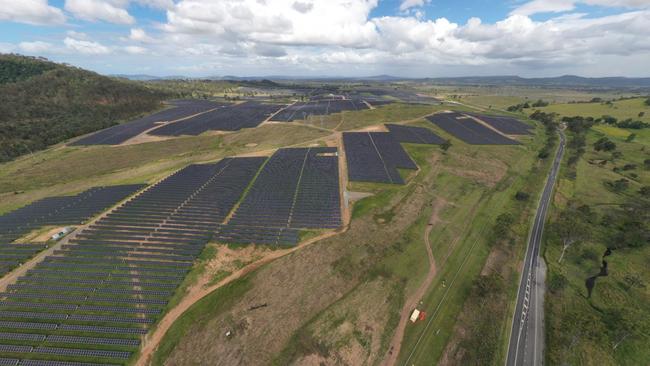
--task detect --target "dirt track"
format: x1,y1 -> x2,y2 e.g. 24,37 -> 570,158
381,198 -> 446,366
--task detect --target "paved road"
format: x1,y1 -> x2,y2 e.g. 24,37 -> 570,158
506,129 -> 565,366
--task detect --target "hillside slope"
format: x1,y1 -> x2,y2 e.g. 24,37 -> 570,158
0,54 -> 171,162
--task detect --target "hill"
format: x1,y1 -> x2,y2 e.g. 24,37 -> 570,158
0,54 -> 171,162
423,75 -> 650,89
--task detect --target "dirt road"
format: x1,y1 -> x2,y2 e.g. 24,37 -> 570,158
381,198 -> 445,366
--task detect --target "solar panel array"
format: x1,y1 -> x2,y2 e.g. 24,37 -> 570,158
70,100 -> 225,145
466,113 -> 533,135
385,124 -> 446,144
148,101 -> 284,136
426,112 -> 520,145
0,158 -> 263,365
0,243 -> 46,277
0,185 -> 146,243
343,132 -> 417,184
270,99 -> 368,122
215,147 -> 342,246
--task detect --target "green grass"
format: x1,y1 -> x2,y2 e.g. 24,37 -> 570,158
536,98 -> 650,123
543,122 -> 650,365
395,126 -> 548,365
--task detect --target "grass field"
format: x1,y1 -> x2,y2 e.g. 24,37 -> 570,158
544,122 -> 650,365
535,97 -> 650,123
428,85 -> 643,110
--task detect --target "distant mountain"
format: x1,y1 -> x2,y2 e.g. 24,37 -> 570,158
0,54 -> 171,162
423,75 -> 650,89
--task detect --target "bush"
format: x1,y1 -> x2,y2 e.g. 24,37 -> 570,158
594,137 -> 616,152
515,191 -> 530,201
548,272 -> 568,293
605,178 -> 629,192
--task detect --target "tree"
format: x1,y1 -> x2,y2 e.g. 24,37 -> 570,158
440,139 -> 452,152
552,208 -> 590,263
605,178 -> 629,193
625,133 -> 636,142
515,191 -> 530,201
601,115 -> 617,125
593,137 -> 616,152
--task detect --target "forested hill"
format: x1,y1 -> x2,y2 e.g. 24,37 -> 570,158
0,54 -> 171,162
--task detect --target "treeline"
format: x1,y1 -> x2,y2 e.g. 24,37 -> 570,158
506,99 -> 549,112
599,115 -> 649,129
0,55 -> 55,84
0,54 -> 171,162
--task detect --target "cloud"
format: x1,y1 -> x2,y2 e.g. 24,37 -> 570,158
19,41 -> 54,53
124,45 -> 147,54
64,37 -> 111,54
129,28 -> 155,43
163,0 -> 380,47
0,0 -> 65,25
399,0 -> 430,12
511,0 -> 650,16
64,0 -> 135,24
292,1 -> 314,13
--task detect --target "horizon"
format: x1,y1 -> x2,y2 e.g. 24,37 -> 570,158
1,1 -> 650,77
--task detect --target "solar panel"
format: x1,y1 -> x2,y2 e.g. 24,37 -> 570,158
149,102 -> 284,136
70,100 -> 226,145
385,124 -> 445,144
426,113 -> 520,145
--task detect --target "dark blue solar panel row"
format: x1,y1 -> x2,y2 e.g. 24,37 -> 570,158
216,147 -> 342,245
426,112 -> 520,145
149,101 -> 284,136
70,100 -> 225,145
270,99 -> 368,122
0,185 -> 145,243
343,132 -> 394,184
370,132 -> 417,171
0,158 -> 264,364
0,244 -> 46,278
466,113 -> 533,135
214,225 -> 300,246
385,124 -> 445,144
343,132 -> 417,184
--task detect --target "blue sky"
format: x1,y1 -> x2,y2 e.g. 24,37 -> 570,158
1,0 -> 649,77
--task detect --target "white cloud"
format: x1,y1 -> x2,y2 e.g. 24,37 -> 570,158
124,45 -> 147,54
19,41 -> 54,53
0,0 -> 65,25
399,0 -> 430,12
64,37 -> 111,54
163,0 -> 380,47
512,0 -> 650,16
129,28 -> 155,43
64,0 -> 135,24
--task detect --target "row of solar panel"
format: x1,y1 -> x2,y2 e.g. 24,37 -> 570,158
271,99 -> 368,122
0,185 -> 145,243
343,132 -> 417,184
426,112 -> 520,145
0,158 -> 267,363
148,101 -> 284,136
225,148 -> 342,241
70,99 -> 225,145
